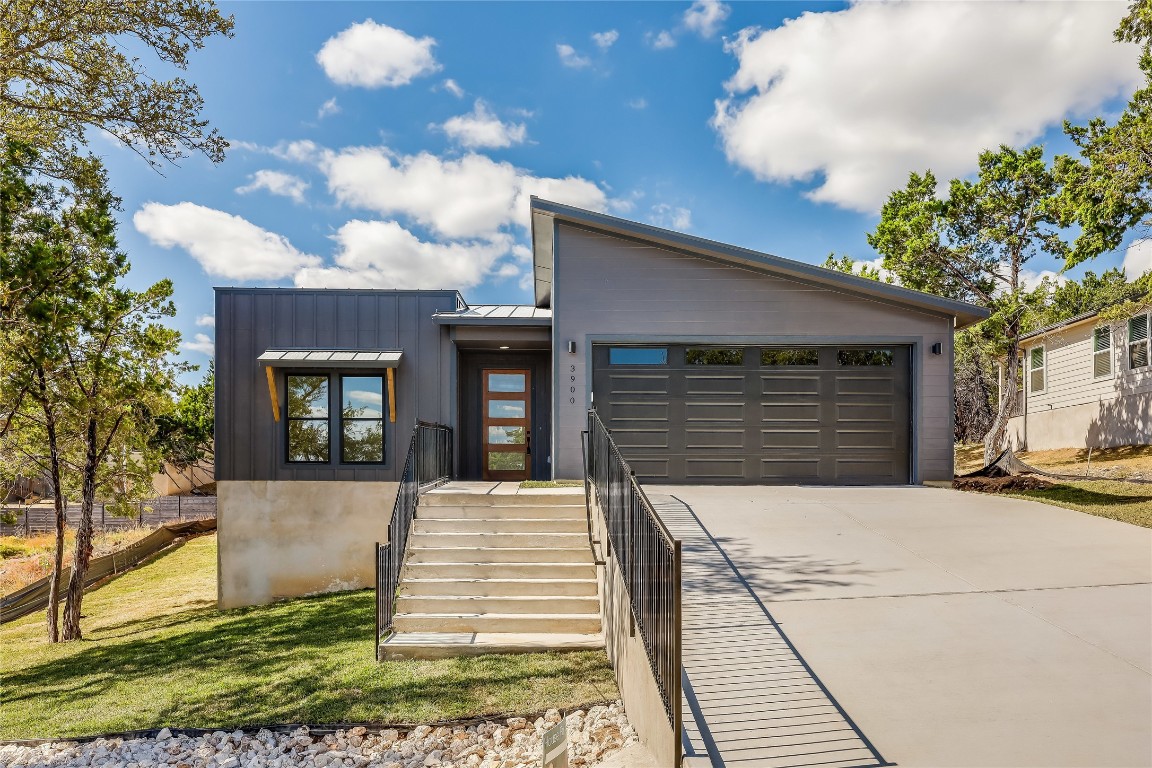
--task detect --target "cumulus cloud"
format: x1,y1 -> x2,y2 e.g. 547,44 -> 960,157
321,146 -> 609,239
183,333 -> 215,356
317,97 -> 340,119
437,101 -> 527,149
134,202 -> 320,281
295,220 -> 515,290
649,203 -> 692,230
557,43 -> 592,69
648,30 -> 676,50
441,78 -> 465,98
196,314 -> 215,327
713,1 -> 1141,212
592,29 -> 619,50
683,0 -> 730,38
235,170 -> 310,203
1123,238 -> 1152,279
317,20 -> 439,88
627,97 -> 648,110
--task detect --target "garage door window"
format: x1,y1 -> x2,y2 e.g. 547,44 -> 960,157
838,349 -> 894,366
761,348 -> 819,366
609,347 -> 668,365
686,348 -> 743,365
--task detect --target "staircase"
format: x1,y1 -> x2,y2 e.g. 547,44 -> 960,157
379,483 -> 602,659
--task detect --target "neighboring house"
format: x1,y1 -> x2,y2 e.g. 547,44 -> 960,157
214,198 -> 988,608
1006,308 -> 1152,452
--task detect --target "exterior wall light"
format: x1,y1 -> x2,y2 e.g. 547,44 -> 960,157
567,340 -> 577,354
931,342 -> 942,355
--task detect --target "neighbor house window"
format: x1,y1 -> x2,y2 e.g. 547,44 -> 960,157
761,348 -> 819,366
287,375 -> 330,462
1129,314 -> 1150,370
340,376 -> 385,463
1093,326 -> 1112,379
1029,347 -> 1045,394
609,347 -> 668,365
685,347 -> 743,365
838,348 -> 893,366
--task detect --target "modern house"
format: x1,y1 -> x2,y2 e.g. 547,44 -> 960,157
214,198 -> 988,609
1006,308 -> 1152,451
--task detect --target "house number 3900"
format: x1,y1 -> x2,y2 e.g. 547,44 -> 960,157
569,365 -> 576,403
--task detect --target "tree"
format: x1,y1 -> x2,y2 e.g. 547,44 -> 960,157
150,363 -> 214,488
821,253 -> 891,283
1033,268 -> 1152,328
0,0 -> 234,178
869,146 -> 1068,465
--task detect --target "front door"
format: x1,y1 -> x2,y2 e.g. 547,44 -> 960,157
482,369 -> 532,480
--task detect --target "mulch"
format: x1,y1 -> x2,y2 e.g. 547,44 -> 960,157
952,474 -> 1056,493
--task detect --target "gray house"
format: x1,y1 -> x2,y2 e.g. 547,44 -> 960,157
215,198 -> 987,608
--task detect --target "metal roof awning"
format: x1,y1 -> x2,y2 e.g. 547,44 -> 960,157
257,349 -> 403,368
432,305 -> 552,326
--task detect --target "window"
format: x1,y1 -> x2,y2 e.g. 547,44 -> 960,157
685,347 -> 743,365
609,347 -> 668,365
287,375 -> 330,462
1130,314 -> 1150,370
1093,326 -> 1112,379
1029,347 -> 1045,394
340,376 -> 385,463
838,348 -> 893,366
761,348 -> 819,366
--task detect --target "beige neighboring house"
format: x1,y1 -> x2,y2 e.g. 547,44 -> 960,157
151,459 -> 215,496
1006,308 -> 1152,451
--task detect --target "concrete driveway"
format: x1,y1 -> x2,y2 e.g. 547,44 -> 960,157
650,485 -> 1152,768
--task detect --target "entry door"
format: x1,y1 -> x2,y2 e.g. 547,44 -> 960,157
482,369 -> 532,480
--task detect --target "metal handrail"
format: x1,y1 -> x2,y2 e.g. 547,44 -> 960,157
585,409 -> 682,737
375,421 -> 453,659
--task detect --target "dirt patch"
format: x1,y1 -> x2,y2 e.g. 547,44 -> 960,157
953,474 -> 1056,493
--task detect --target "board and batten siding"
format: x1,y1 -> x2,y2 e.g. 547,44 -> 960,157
214,288 -> 458,483
550,224 -> 958,483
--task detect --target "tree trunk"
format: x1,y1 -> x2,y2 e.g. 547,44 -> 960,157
983,324 -> 1021,467
61,417 -> 98,641
37,369 -> 65,643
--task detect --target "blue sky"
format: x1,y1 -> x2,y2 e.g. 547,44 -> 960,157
98,1 -> 1147,373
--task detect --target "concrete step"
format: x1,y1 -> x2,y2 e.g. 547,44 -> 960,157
379,632 -> 604,660
407,531 -> 589,549
400,577 -> 599,597
422,492 -> 584,508
396,594 -> 600,615
408,547 -> 593,564
413,517 -> 588,534
416,504 -> 586,519
392,612 -> 602,634
403,562 -> 596,580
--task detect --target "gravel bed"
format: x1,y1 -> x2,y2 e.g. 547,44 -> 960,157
0,703 -> 636,768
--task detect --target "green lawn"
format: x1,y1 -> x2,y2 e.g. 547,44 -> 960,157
1005,480 -> 1152,529
0,534 -> 618,740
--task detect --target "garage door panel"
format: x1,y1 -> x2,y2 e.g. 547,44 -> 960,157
686,374 -> 746,396
761,458 -> 822,480
610,429 -> 670,449
685,401 -> 747,422
837,403 -> 894,422
607,374 -> 669,395
837,429 -> 895,449
762,403 -> 821,423
685,457 -> 747,480
836,458 -> 898,482
762,429 -> 821,449
606,401 -> 669,422
761,375 -> 821,395
836,376 -> 895,395
686,428 -> 746,450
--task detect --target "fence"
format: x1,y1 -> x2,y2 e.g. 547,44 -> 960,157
585,409 -> 682,734
1,496 -> 217,537
375,421 -> 453,659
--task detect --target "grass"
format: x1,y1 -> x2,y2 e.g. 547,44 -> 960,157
1,527 -> 159,595
954,442 -> 1152,476
519,480 -> 585,489
0,534 -> 618,740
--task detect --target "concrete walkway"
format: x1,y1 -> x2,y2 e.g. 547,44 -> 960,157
650,485 -> 1152,768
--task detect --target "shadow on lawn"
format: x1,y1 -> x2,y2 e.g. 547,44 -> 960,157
1021,483 -> 1152,506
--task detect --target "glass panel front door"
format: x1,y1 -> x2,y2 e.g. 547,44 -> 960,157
482,369 -> 531,480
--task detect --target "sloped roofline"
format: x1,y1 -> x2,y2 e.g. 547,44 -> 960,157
529,197 -> 990,329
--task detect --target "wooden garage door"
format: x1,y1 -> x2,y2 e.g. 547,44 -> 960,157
591,345 -> 911,484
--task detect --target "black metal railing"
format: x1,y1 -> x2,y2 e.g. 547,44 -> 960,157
375,421 -> 453,658
585,409 -> 682,733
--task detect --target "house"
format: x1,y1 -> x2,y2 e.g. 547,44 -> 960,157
1006,308 -> 1152,452
213,198 -> 988,608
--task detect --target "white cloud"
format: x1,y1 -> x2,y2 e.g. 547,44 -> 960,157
683,0 -> 730,38
134,202 -> 320,281
316,20 -> 439,88
557,43 -> 592,69
627,97 -> 648,110
317,97 -> 340,119
437,100 -> 527,149
1123,238 -> 1152,279
235,170 -> 310,203
441,78 -> 465,98
648,30 -> 676,50
195,314 -> 215,327
649,203 -> 692,231
592,29 -> 619,50
183,333 -> 215,356
321,146 -> 609,239
713,1 -> 1141,212
295,220 -> 515,290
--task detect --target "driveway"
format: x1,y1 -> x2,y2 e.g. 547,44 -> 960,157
649,485 -> 1152,768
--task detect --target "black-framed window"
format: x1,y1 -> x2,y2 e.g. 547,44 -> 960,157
761,348 -> 819,366
838,348 -> 893,366
287,375 -> 330,463
609,347 -> 668,365
341,375 -> 385,464
685,347 -> 744,365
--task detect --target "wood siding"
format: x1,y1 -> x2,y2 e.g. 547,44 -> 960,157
1023,319 -> 1152,413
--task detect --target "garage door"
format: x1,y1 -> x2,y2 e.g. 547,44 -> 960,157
591,345 -> 911,484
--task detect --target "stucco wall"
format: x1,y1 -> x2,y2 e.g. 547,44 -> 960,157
551,224 -> 958,483
218,480 -> 398,608
1007,391 -> 1152,451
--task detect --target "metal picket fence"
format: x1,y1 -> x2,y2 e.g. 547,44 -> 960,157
1,496 -> 217,536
